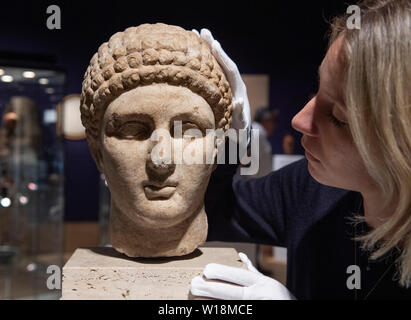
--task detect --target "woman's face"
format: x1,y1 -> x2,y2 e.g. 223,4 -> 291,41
292,36 -> 374,192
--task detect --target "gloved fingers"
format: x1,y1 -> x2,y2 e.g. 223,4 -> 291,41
199,29 -> 244,94
203,263 -> 261,287
190,275 -> 244,300
231,99 -> 246,130
238,252 -> 260,274
199,28 -> 214,46
244,280 -> 297,300
191,29 -> 200,37
210,40 -> 245,95
242,98 -> 251,127
199,27 -> 251,135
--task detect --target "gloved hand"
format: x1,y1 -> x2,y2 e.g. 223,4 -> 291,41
192,28 -> 251,142
190,252 -> 296,300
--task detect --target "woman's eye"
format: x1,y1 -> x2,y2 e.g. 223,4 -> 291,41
328,113 -> 347,128
118,121 -> 151,140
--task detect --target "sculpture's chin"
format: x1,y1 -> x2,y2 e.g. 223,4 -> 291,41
113,239 -> 204,258
109,201 -> 208,258
124,197 -> 202,229
126,207 -> 194,229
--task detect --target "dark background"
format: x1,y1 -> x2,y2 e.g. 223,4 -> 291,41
0,0 -> 351,221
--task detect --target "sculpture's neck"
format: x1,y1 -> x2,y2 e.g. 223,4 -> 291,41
109,200 -> 208,257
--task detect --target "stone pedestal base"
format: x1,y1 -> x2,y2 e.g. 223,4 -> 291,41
62,247 -> 243,300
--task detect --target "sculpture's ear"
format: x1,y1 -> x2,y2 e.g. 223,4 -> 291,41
89,141 -> 105,173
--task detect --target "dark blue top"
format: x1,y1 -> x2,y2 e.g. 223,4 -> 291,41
205,158 -> 411,299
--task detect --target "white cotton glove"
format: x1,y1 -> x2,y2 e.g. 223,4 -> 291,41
192,28 -> 251,143
190,252 -> 296,300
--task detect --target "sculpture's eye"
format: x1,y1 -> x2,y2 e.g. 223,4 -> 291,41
171,121 -> 204,141
182,123 -> 203,141
117,121 -> 152,140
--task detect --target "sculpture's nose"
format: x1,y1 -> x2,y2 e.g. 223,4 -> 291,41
146,129 -> 176,180
146,157 -> 176,178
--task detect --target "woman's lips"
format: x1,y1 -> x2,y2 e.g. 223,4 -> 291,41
143,184 -> 176,200
301,137 -> 320,162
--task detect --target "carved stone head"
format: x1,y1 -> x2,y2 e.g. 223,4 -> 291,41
80,23 -> 232,257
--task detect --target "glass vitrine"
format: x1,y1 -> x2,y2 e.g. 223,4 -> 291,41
0,65 -> 65,299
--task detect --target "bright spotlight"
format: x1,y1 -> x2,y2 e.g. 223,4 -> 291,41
1,75 -> 13,83
28,182 -> 38,191
23,71 -> 36,78
0,197 -> 11,207
39,78 -> 49,85
19,196 -> 29,205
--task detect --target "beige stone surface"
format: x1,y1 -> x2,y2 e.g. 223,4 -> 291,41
62,247 -> 243,300
79,23 -> 233,258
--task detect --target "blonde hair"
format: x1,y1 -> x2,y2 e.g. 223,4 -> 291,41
330,0 -> 411,287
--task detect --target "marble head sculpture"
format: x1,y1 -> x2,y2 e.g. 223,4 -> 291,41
80,23 -> 232,257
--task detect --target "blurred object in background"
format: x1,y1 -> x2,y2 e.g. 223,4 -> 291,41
272,133 -> 303,171
0,64 -> 65,300
250,107 -> 279,179
282,133 -> 295,155
242,75 -> 270,123
254,108 -> 278,136
56,94 -> 85,141
273,134 -> 305,172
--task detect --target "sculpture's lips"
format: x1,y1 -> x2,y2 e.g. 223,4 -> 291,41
143,182 -> 177,200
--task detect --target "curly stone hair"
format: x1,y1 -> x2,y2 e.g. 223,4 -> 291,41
80,23 -> 233,159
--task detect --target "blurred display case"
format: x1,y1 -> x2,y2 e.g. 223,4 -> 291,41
0,65 -> 65,299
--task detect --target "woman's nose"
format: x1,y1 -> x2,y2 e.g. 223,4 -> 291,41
291,97 -> 319,137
